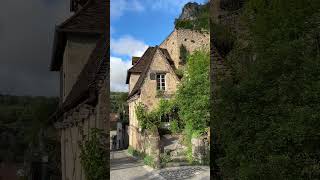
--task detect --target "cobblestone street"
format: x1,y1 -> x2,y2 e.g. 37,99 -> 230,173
110,150 -> 210,180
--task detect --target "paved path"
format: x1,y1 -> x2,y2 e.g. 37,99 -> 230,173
110,150 -> 210,180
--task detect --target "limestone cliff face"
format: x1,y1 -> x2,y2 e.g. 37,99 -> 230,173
178,2 -> 202,21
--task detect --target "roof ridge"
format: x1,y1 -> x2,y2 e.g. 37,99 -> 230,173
57,0 -> 93,30
128,46 -> 155,71
128,47 -> 158,98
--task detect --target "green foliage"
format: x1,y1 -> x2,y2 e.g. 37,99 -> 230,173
179,44 -> 189,65
156,89 -> 165,97
220,0 -> 244,11
175,68 -> 184,79
143,155 -> 155,167
135,102 -> 159,130
175,19 -> 194,30
211,22 -> 235,57
0,95 -> 58,166
127,146 -> 134,155
160,153 -> 171,167
213,0 -> 320,179
79,128 -> 108,180
169,119 -> 180,134
176,50 -> 210,134
111,92 -> 129,123
135,99 -> 179,132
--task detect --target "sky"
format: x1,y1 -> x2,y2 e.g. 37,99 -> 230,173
0,0 -> 70,96
0,0 -> 206,97
110,0 -> 206,92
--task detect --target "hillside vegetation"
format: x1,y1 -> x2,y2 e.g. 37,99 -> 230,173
212,0 -> 320,179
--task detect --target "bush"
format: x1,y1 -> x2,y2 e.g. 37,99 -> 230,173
79,128 -> 108,180
211,22 -> 235,57
169,119 -> 180,134
143,155 -> 155,167
160,153 -> 171,167
213,0 -> 320,179
127,146 -> 134,155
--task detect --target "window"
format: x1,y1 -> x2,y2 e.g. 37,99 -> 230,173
156,74 -> 166,90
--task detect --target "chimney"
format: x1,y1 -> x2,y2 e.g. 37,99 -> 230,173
132,57 -> 140,65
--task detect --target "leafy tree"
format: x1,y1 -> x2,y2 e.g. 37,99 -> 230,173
213,0 -> 320,179
176,50 -> 210,136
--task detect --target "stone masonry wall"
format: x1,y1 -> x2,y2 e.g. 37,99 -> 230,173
160,29 -> 210,69
60,103 -> 98,180
62,35 -> 97,102
129,73 -> 140,94
140,49 -> 180,110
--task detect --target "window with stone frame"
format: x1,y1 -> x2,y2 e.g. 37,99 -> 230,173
156,74 -> 166,91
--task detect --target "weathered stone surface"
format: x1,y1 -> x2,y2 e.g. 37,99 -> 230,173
191,136 -> 209,164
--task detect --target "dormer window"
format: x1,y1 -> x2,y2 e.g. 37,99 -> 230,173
156,74 -> 166,91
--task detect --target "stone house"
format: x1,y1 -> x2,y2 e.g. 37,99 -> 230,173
126,29 -> 209,158
49,0 -> 108,180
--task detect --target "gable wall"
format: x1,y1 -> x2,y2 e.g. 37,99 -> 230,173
129,73 -> 140,94
140,50 -> 179,110
160,30 -> 179,68
176,29 -> 210,55
62,35 -> 97,102
160,29 -> 210,69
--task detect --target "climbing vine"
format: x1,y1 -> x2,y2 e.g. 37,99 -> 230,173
135,99 -> 180,132
79,128 -> 108,180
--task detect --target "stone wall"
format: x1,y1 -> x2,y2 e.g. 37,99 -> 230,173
62,35 -> 97,102
160,29 -> 210,69
139,49 -> 180,110
129,73 -> 140,94
191,135 -> 210,164
60,102 -> 98,180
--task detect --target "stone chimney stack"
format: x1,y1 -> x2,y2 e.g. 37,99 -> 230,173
132,57 -> 140,65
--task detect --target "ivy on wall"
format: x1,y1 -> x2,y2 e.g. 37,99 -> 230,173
79,128 -> 108,180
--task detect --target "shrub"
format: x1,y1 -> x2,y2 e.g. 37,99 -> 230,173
79,128 -> 108,180
127,146 -> 134,155
160,153 -> 171,167
143,155 -> 155,167
169,119 -> 180,134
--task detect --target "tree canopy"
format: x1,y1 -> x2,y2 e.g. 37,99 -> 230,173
212,0 -> 320,178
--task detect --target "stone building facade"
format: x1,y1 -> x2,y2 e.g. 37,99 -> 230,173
126,29 -> 209,163
49,0 -> 108,180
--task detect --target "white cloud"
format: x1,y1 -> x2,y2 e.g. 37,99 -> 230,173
110,56 -> 132,92
111,36 -> 148,57
111,0 -> 144,19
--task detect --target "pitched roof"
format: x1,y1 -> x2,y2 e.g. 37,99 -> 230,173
127,46 -> 178,99
50,0 -> 107,71
125,47 -> 157,84
59,0 -> 106,34
51,35 -> 108,120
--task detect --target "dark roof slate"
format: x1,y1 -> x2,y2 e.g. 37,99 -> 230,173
125,47 -> 157,84
50,0 -> 107,71
58,0 -> 106,34
51,35 -> 108,120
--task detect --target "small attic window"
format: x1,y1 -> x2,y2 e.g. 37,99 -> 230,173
150,72 -> 156,80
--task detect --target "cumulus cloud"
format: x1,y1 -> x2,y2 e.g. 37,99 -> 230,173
111,36 -> 148,57
111,0 -> 144,19
110,57 -> 132,92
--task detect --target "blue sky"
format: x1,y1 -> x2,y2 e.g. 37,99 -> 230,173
110,0 -> 207,92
